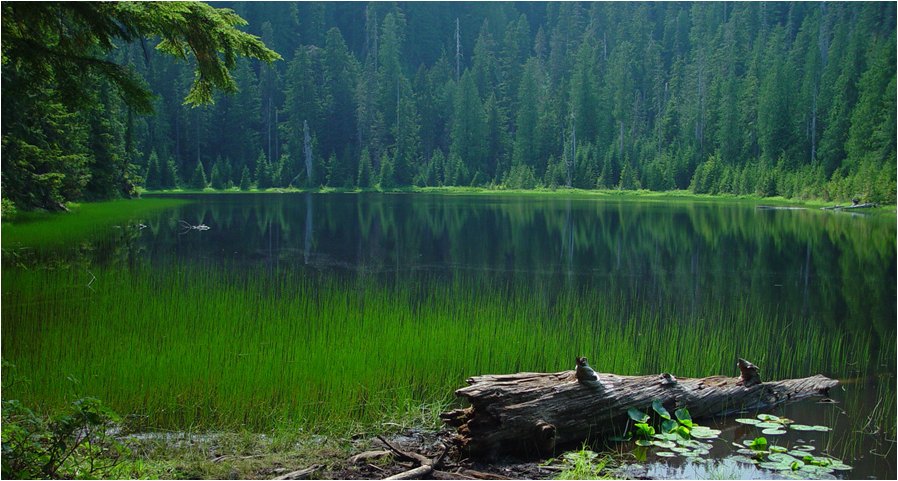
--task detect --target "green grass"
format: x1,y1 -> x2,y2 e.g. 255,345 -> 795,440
2,198 -> 187,248
2,264 -> 888,432
554,446 -> 613,480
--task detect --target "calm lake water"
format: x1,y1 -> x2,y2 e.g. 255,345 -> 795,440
3,193 -> 895,478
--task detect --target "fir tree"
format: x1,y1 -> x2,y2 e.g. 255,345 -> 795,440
145,151 -> 161,190
161,157 -> 179,189
188,160 -> 208,189
239,166 -> 253,191
379,151 -> 395,189
357,148 -> 374,188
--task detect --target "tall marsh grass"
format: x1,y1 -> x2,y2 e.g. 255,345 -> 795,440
2,264 -> 887,432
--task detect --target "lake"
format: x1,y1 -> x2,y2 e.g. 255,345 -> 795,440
2,193 -> 895,478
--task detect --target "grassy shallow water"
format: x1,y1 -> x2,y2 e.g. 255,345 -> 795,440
2,198 -> 186,248
3,263 -> 889,432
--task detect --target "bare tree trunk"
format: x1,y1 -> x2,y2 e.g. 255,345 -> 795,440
456,18 -> 461,81
303,120 -> 313,184
811,84 -> 817,164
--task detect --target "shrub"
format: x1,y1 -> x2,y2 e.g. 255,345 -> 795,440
1,397 -> 128,479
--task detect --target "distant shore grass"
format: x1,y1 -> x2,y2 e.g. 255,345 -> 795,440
3,264 -> 888,432
140,187 -> 821,205
141,186 -> 897,215
2,198 -> 187,248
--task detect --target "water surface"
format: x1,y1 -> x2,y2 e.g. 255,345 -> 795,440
3,193 -> 895,478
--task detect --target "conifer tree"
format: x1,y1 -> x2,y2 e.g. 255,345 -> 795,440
357,148 -> 374,188
161,157 -> 179,190
189,160 -> 208,190
239,166 -> 253,191
145,151 -> 161,190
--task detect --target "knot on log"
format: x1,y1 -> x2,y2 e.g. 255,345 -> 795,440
659,373 -> 678,386
535,421 -> 556,453
440,408 -> 471,428
737,358 -> 762,387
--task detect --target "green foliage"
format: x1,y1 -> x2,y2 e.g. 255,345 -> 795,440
4,3 -> 896,210
379,152 -> 396,189
1,397 -> 127,479
188,160 -> 208,190
504,164 -> 538,189
144,152 -> 162,190
239,166 -> 253,191
255,151 -> 272,189
1,198 -> 18,219
357,148 -> 374,188
555,446 -> 610,480
2,3 -> 280,112
160,158 -> 179,190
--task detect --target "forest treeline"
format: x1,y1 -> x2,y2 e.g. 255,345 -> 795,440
2,2 -> 895,211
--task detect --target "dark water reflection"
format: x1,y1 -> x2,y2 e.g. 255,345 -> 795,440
6,193 -> 896,478
64,193 -> 895,344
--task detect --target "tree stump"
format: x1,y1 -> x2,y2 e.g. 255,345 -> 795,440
441,361 -> 838,459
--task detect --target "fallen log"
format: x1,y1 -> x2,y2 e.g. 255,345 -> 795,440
441,359 -> 838,459
821,202 -> 878,210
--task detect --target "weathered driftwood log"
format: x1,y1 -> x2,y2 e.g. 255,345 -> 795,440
441,363 -> 838,459
821,202 -> 878,210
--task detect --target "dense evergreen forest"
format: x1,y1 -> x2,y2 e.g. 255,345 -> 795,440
2,2 -> 896,212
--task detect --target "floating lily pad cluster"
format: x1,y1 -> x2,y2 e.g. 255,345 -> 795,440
732,414 -> 851,476
735,413 -> 832,436
618,400 -> 722,461
734,436 -> 852,476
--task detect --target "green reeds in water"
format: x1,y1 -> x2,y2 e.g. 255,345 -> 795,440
1,264 -> 890,432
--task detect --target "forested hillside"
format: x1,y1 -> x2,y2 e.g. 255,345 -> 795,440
3,2 -> 895,211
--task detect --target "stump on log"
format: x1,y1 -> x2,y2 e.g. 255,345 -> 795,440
441,361 -> 838,459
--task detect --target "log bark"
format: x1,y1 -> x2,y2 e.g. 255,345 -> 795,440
821,202 -> 878,210
441,368 -> 838,458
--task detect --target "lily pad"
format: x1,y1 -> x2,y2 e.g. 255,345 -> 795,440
745,436 -> 768,449
655,451 -> 677,457
677,440 -> 712,450
757,414 -> 781,422
769,446 -> 789,453
756,421 -> 782,429
803,455 -> 833,466
690,427 -> 721,439
650,440 -> 676,449
788,450 -> 813,458
761,428 -> 787,435
628,407 -> 650,423
652,399 -> 671,420
789,424 -> 816,431
654,433 -> 678,441
827,460 -> 852,471
736,448 -> 762,457
794,444 -> 815,451
735,418 -> 761,425
758,461 -> 793,471
670,446 -> 693,453
800,465 -> 835,475
635,439 -> 652,447
661,419 -> 678,434
768,453 -> 798,463
675,408 -> 694,427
